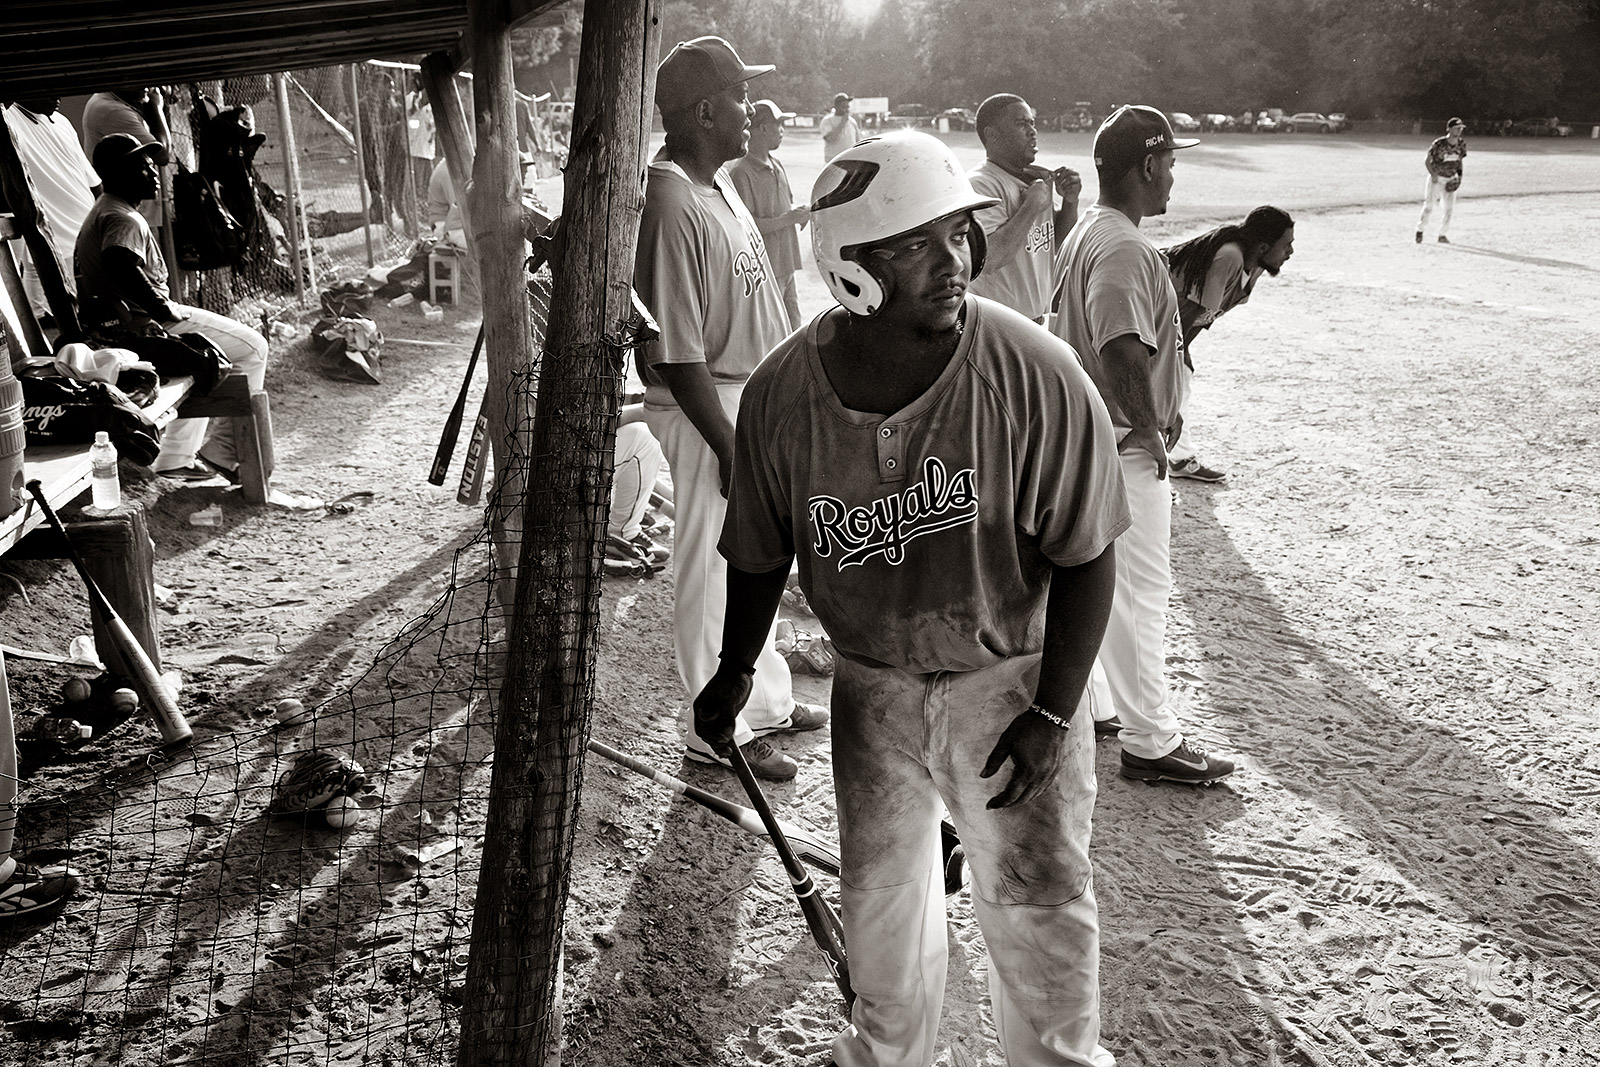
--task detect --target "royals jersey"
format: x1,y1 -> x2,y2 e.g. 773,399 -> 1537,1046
967,160 -> 1054,319
721,296 -> 1130,674
633,149 -> 791,406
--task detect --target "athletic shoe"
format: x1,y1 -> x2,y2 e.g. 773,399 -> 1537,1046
686,738 -> 798,781
1120,739 -> 1236,785
1437,235 -> 1450,244
1414,231 -> 1423,244
603,534 -> 653,577
1169,457 -> 1227,483
640,511 -> 673,539
1093,715 -> 1123,739
156,459 -> 227,484
772,702 -> 830,733
0,862 -> 77,918
630,533 -> 671,568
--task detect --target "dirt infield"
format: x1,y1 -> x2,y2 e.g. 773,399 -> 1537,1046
3,136 -> 1599,1067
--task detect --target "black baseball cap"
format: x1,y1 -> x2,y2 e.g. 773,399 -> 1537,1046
1446,116 -> 1465,130
1093,105 -> 1199,178
91,132 -> 163,176
655,36 -> 773,115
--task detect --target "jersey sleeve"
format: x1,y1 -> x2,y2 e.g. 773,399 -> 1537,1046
1083,241 -> 1160,357
95,206 -> 153,262
1018,346 -> 1131,567
633,176 -> 709,369
719,360 -> 797,572
967,169 -> 1009,235
1197,243 -> 1243,318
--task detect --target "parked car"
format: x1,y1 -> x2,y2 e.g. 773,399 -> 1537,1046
1200,113 -> 1236,132
1326,112 -> 1353,132
1253,110 -> 1282,132
1167,111 -> 1201,132
1284,112 -> 1332,133
938,107 -> 977,131
1511,116 -> 1572,137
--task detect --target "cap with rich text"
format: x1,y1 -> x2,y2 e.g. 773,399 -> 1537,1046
1092,105 -> 1199,178
1446,116 -> 1465,130
92,131 -> 163,176
655,36 -> 773,115
751,100 -> 795,124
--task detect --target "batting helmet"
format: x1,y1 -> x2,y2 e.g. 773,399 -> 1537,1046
809,130 -> 998,316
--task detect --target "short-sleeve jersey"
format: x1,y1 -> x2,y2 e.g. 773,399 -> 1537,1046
967,160 -> 1053,320
1051,205 -> 1185,436
633,150 -> 791,405
727,154 -> 802,280
721,295 -> 1131,674
74,193 -> 168,323
3,105 -> 99,254
1178,241 -> 1258,333
820,113 -> 861,162
1425,135 -> 1466,178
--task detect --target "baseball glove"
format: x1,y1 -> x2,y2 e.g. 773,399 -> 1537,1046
268,750 -> 368,815
1445,176 -> 1461,193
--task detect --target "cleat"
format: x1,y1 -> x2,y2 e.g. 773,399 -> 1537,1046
1169,457 -> 1227,483
1120,739 -> 1235,785
1414,231 -> 1423,244
686,738 -> 798,780
1093,715 -> 1122,740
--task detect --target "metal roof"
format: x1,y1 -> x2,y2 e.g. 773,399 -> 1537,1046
0,1 -> 567,98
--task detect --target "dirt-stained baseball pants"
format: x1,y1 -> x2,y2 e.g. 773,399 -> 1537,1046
644,383 -> 797,754
1417,176 -> 1457,237
829,650 -> 1114,1067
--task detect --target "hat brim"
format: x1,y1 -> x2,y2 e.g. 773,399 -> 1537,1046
1172,136 -> 1200,149
740,63 -> 776,84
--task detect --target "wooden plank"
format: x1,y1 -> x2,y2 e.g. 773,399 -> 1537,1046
72,503 -> 162,676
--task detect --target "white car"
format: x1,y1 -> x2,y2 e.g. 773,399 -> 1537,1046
1167,111 -> 1201,132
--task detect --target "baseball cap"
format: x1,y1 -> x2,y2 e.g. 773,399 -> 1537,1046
655,36 -> 773,115
833,92 -> 852,105
1093,105 -> 1199,178
92,132 -> 162,175
751,100 -> 795,125
1446,116 -> 1465,129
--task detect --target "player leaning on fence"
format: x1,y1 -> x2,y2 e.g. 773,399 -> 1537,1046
632,36 -> 829,782
695,129 -> 1127,1067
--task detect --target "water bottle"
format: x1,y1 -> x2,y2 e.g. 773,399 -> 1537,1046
17,713 -> 93,746
90,431 -> 120,511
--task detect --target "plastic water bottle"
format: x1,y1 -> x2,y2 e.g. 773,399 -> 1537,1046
90,431 -> 120,511
18,713 -> 93,746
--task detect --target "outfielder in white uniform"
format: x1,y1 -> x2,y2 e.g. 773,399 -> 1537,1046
696,131 -> 1128,1067
1416,117 -> 1466,244
633,36 -> 827,781
1050,105 -> 1236,786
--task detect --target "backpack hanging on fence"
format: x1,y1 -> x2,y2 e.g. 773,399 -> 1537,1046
173,163 -> 247,271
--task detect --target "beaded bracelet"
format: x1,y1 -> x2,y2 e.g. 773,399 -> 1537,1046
1026,703 -> 1073,731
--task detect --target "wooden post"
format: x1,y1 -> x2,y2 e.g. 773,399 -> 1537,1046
272,74 -> 307,306
454,0 -> 661,1065
71,504 -> 161,676
348,64 -> 376,267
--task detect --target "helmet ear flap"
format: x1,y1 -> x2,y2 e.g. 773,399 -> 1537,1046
968,217 -> 988,280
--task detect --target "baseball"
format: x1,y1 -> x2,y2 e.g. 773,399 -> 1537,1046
110,687 -> 139,714
323,794 -> 361,830
62,677 -> 93,704
274,698 -> 309,726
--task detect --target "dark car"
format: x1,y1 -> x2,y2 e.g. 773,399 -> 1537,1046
938,107 -> 977,131
889,103 -> 934,128
1511,116 -> 1572,137
1284,112 -> 1333,133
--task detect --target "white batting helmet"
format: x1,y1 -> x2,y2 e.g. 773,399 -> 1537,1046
809,130 -> 998,316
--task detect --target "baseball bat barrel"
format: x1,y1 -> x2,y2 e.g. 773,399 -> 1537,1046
429,324 -> 486,486
587,739 -> 842,877
23,481 -> 193,745
726,742 -> 854,1008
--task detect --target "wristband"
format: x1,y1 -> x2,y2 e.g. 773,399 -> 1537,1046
1026,703 -> 1073,731
717,654 -> 755,677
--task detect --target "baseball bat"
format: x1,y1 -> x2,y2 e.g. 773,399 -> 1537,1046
587,739 -> 842,877
456,406 -> 489,505
726,741 -> 854,1009
24,481 -> 193,745
428,323 -> 486,486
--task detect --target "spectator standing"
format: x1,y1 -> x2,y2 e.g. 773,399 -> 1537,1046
1416,117 -> 1466,244
696,129 -> 1126,1067
728,99 -> 808,331
819,92 -> 860,162
1049,105 -> 1237,786
80,88 -> 170,237
634,36 -> 828,781
1,96 -> 101,325
966,93 -> 1080,323
1159,205 -> 1295,482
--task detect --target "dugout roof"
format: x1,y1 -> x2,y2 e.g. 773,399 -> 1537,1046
0,0 -> 564,98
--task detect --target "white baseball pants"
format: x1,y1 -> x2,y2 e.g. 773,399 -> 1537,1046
829,651 -> 1113,1067
1098,448 -> 1184,759
609,422 -> 664,541
154,303 -> 270,472
644,385 -> 796,754
1417,176 -> 1457,237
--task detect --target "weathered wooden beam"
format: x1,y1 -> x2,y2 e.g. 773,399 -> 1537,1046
455,0 -> 661,1064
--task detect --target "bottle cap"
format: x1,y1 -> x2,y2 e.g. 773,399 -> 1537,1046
74,723 -> 92,740
94,431 -> 111,444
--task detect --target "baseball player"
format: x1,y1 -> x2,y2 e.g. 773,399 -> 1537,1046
1049,105 -> 1237,786
695,130 -> 1127,1067
1160,205 -> 1296,482
634,36 -> 828,781
966,93 -> 1081,323
1416,117 -> 1466,244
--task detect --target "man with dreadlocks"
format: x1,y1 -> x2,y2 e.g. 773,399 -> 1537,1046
1160,205 -> 1295,482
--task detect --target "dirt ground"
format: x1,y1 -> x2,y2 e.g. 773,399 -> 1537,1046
3,134 -> 1600,1067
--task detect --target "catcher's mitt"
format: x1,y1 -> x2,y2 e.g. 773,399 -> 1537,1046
1445,176 -> 1461,192
268,750 -> 368,815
